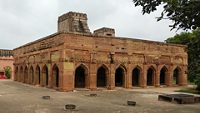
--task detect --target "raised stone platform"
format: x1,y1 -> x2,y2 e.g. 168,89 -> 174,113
158,94 -> 200,104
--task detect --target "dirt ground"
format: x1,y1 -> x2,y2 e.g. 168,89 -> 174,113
0,80 -> 199,113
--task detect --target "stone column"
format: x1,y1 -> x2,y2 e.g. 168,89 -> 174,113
88,63 -> 97,90
126,64 -> 132,88
168,65 -> 173,87
108,64 -> 115,90
179,66 -> 188,86
48,64 -> 53,88
155,67 -> 160,87
60,62 -> 74,91
141,64 -> 147,88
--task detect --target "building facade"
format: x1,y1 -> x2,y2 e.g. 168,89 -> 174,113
0,49 -> 14,79
13,12 -> 188,91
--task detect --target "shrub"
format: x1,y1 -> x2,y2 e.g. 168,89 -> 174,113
195,76 -> 200,92
4,67 -> 11,79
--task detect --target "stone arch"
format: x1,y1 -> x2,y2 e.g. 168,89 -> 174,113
15,66 -> 18,81
42,65 -> 49,87
52,64 -> 59,88
115,65 -> 126,87
173,66 -> 182,85
29,66 -> 34,84
24,66 -> 28,83
132,66 -> 142,87
147,66 -> 156,86
19,66 -> 23,82
36,65 -> 41,85
75,64 -> 88,88
160,66 -> 168,85
97,64 -> 109,88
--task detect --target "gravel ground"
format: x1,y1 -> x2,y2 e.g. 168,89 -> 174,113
0,80 -> 199,113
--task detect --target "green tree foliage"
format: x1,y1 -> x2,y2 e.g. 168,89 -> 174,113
166,29 -> 200,91
133,0 -> 200,30
4,66 -> 11,79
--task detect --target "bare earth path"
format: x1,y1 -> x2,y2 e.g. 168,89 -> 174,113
0,80 -> 199,113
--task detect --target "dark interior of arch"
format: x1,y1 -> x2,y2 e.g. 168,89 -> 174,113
97,67 -> 107,87
147,68 -> 154,86
115,67 -> 124,87
24,67 -> 28,83
160,68 -> 167,85
43,66 -> 48,86
132,68 -> 140,86
75,66 -> 86,88
53,66 -> 59,87
36,66 -> 40,84
30,67 -> 34,84
173,68 -> 180,85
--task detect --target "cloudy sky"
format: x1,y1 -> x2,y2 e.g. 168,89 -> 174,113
0,0 -> 182,49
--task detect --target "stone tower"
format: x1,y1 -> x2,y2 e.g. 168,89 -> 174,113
94,27 -> 115,37
58,12 -> 91,34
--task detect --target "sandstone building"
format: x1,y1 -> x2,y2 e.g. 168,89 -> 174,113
13,12 -> 188,91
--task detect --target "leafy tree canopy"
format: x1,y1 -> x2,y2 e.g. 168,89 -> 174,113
133,0 -> 200,30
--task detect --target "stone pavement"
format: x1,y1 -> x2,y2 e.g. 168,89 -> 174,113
0,80 -> 199,113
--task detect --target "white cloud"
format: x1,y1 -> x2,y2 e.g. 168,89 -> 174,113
0,0 -> 181,49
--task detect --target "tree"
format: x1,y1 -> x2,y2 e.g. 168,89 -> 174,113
133,0 -> 200,30
4,66 -> 11,79
166,29 -> 200,91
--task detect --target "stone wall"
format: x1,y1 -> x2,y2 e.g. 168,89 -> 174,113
13,32 -> 188,91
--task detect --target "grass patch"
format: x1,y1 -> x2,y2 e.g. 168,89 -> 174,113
175,87 -> 200,94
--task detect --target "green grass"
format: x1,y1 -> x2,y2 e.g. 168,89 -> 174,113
175,87 -> 200,95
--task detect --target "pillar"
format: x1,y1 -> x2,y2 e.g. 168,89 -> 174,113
168,65 -> 173,87
140,64 -> 147,88
108,64 -> 115,90
89,63 -> 97,90
126,64 -> 132,88
155,66 -> 160,87
60,62 -> 74,91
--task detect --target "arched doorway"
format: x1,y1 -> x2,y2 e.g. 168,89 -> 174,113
15,67 -> 18,81
42,65 -> 49,86
53,65 -> 59,88
24,66 -> 28,83
29,66 -> 34,84
115,66 -> 125,87
173,67 -> 181,85
147,67 -> 155,86
20,67 -> 23,82
132,67 -> 140,86
75,65 -> 87,88
97,66 -> 107,87
160,67 -> 167,85
36,66 -> 41,85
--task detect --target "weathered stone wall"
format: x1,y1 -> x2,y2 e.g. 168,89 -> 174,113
13,32 -> 188,91
58,12 -> 91,34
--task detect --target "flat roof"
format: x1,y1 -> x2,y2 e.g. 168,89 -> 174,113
14,32 -> 187,50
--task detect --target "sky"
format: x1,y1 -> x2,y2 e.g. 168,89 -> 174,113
0,0 -> 182,49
